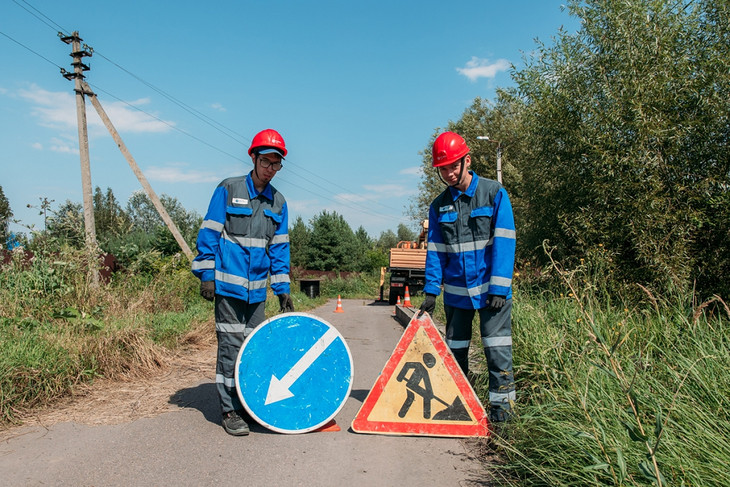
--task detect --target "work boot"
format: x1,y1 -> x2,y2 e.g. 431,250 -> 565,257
489,406 -> 513,423
222,410 -> 250,436
489,407 -> 512,440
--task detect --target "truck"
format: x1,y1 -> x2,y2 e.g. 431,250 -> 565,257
387,220 -> 428,305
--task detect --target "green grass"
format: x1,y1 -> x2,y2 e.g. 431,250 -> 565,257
483,262 -> 730,486
0,247 -> 213,424
0,247 -> 383,425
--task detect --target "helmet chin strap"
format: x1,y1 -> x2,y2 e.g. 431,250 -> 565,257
437,158 -> 466,187
253,154 -> 267,184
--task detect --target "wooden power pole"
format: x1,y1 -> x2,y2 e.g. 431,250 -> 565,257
61,31 -> 194,262
82,80 -> 194,260
61,31 -> 99,288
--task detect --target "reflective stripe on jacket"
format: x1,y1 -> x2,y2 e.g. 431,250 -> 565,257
424,172 -> 516,309
191,172 -> 290,303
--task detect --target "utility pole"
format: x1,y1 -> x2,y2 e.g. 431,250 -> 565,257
61,31 -> 99,288
60,32 -> 194,262
476,136 -> 503,184
81,80 -> 194,261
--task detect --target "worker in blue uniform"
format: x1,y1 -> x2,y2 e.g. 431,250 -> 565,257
419,131 -> 516,424
192,128 -> 294,436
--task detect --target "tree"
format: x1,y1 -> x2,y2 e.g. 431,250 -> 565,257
0,186 -> 12,245
93,186 -> 131,247
487,0 -> 729,298
305,210 -> 359,271
289,215 -> 311,269
46,200 -> 84,247
396,223 -> 416,244
354,225 -> 383,272
125,190 -> 202,254
375,229 -> 398,250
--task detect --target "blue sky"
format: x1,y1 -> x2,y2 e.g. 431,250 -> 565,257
2,0 -> 579,239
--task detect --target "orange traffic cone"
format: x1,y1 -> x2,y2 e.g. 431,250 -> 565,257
314,419 -> 341,433
393,295 -> 401,315
403,286 -> 412,307
334,295 -> 344,313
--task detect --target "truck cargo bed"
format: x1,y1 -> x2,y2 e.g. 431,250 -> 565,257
388,248 -> 427,269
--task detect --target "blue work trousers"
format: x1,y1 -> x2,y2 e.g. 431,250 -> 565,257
444,300 -> 515,410
214,295 -> 265,414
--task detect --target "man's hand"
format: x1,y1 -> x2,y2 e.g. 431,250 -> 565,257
278,293 -> 294,313
418,293 -> 437,317
486,294 -> 506,311
200,280 -> 215,301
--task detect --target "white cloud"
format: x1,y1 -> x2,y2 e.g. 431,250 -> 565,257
31,142 -> 43,150
457,57 -> 511,81
49,136 -> 78,154
210,103 -> 226,112
335,193 -> 369,204
17,84 -> 174,134
144,165 -> 221,183
398,166 -> 422,176
287,198 -> 321,214
362,183 -> 417,196
50,144 -> 78,155
100,98 -> 173,133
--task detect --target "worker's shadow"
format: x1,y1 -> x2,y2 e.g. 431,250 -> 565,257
169,382 -> 220,425
168,382 -> 276,434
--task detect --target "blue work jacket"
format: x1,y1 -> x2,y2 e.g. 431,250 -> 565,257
191,172 -> 291,303
424,172 -> 516,309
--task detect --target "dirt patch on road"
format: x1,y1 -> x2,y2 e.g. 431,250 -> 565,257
1,323 -> 217,439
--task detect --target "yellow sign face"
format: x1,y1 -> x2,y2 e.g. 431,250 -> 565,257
366,327 -> 476,424
352,313 -> 489,437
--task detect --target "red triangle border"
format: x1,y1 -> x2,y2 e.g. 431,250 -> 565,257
352,314 -> 490,437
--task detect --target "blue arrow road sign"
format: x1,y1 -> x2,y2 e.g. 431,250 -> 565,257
235,312 -> 354,434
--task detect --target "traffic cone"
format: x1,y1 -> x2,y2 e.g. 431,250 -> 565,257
334,295 -> 344,313
403,286 -> 412,307
314,419 -> 341,433
393,295 -> 401,315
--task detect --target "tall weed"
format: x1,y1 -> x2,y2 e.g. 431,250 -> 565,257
490,245 -> 730,486
0,247 -> 211,424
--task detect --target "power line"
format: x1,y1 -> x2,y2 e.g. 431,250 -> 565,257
86,83 -> 405,223
87,82 -> 249,164
92,51 -> 248,146
11,0 -> 68,34
7,1 -> 415,227
0,30 -> 62,69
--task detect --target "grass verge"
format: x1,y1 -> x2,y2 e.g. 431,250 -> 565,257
0,250 -> 381,426
484,253 -> 730,486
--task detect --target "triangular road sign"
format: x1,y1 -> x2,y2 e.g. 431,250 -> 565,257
352,312 -> 489,437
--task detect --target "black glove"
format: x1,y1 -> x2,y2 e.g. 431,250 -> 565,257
200,280 -> 215,301
486,294 -> 506,311
278,293 -> 294,313
418,294 -> 437,317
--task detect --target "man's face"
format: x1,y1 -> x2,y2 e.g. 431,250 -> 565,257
253,153 -> 283,183
437,155 -> 470,187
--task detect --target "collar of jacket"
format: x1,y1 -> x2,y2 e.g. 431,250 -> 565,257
246,171 -> 274,201
447,171 -> 478,201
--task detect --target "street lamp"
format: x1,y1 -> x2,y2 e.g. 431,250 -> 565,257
476,136 -> 503,184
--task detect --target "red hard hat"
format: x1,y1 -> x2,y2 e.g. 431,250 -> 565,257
248,129 -> 287,157
432,131 -> 469,167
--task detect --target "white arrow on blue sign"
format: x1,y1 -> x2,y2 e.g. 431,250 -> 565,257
235,312 -> 354,434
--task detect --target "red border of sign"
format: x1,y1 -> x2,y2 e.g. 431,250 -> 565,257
352,313 -> 490,437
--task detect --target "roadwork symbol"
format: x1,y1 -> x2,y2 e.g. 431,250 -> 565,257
235,312 -> 353,434
352,313 -> 489,437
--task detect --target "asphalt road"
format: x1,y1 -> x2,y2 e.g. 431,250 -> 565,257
0,299 -> 491,486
